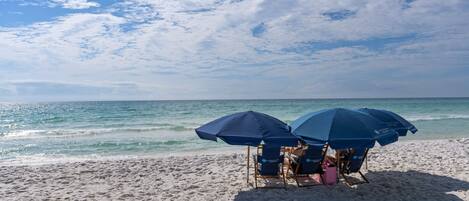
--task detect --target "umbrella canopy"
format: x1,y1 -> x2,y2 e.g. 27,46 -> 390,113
195,111 -> 298,146
290,108 -> 399,149
357,108 -> 418,136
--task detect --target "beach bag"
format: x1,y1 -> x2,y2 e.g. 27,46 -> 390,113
322,160 -> 337,185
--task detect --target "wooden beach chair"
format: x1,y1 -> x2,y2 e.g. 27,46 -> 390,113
339,148 -> 369,186
252,144 -> 287,188
288,144 -> 327,187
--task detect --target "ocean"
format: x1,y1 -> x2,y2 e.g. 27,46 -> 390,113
1,98 -> 468,165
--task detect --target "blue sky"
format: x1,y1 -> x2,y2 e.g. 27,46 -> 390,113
1,0 -> 469,101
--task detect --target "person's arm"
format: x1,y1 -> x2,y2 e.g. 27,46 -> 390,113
292,147 -> 303,156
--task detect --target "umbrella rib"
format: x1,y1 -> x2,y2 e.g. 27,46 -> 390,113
251,113 -> 269,141
327,109 -> 338,140
349,110 -> 377,138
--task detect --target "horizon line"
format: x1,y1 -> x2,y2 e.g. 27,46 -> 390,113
2,96 -> 469,104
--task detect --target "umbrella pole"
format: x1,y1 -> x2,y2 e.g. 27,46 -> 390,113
246,146 -> 250,185
365,153 -> 368,170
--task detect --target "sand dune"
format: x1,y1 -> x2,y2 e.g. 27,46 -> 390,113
1,139 -> 468,201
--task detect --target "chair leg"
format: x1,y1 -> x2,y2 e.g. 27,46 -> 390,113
254,174 -> 258,188
319,174 -> 325,185
358,171 -> 369,183
342,171 -> 369,186
295,175 -> 301,187
341,173 -> 353,187
254,164 -> 258,189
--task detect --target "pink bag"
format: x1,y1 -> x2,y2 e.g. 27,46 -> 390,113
322,160 -> 337,185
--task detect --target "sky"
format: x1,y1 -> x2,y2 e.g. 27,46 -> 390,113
0,0 -> 469,101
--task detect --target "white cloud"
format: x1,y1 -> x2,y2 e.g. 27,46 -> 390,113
1,0 -> 469,101
51,0 -> 100,9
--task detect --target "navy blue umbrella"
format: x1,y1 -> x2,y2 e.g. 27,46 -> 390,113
358,108 -> 418,136
290,108 -> 399,149
195,111 -> 298,146
196,111 -> 299,185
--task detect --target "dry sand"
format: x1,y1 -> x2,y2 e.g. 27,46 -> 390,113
0,138 -> 468,201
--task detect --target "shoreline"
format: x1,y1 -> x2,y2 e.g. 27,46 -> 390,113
1,137 -> 466,167
1,138 -> 468,200
1,137 -> 467,167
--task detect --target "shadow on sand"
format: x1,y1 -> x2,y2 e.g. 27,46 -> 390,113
234,170 -> 469,201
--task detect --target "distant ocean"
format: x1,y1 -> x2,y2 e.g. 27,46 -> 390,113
1,98 -> 469,165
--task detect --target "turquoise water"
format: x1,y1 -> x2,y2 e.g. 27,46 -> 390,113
1,98 -> 469,164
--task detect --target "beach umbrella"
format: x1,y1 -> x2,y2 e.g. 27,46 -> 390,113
357,108 -> 418,136
195,111 -> 299,185
290,108 -> 399,149
196,111 -> 298,146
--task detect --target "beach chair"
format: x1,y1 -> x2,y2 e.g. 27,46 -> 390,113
339,148 -> 369,186
288,144 -> 326,187
252,144 -> 287,188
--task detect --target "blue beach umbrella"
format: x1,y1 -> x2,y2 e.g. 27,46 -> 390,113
357,108 -> 418,136
290,108 -> 399,149
195,111 -> 298,146
196,111 -> 299,185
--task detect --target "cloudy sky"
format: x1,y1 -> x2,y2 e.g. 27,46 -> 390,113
1,0 -> 469,101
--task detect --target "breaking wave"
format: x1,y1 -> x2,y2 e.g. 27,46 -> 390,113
0,125 -> 198,139
406,114 -> 469,122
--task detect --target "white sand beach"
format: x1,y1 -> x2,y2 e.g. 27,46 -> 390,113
1,138 -> 468,201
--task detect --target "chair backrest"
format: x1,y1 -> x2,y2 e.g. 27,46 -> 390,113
295,145 -> 324,174
257,145 -> 283,176
344,148 -> 368,173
